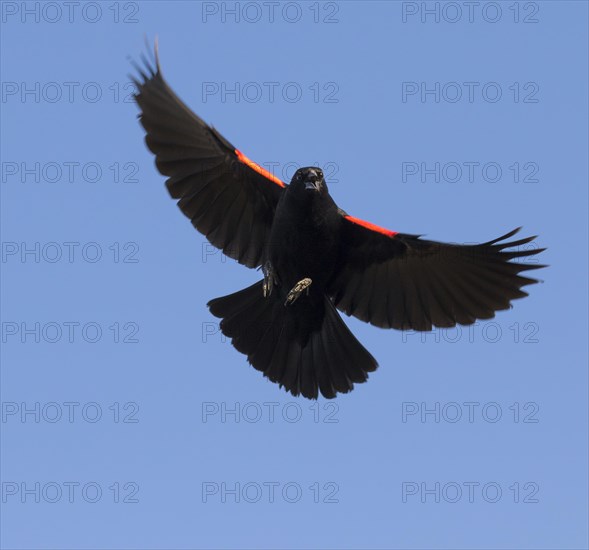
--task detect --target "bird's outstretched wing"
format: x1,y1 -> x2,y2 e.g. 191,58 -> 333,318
329,215 -> 546,331
131,43 -> 286,268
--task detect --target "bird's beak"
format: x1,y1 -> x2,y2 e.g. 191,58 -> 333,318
305,179 -> 320,191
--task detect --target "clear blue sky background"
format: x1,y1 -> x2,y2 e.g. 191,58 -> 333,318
1,1 -> 588,549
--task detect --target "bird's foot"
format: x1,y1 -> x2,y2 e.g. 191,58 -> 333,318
284,278 -> 312,306
263,262 -> 278,298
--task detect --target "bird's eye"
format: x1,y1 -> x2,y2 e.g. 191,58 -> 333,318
317,170 -> 323,178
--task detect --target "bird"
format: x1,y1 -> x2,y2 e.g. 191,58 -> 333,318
131,43 -> 545,399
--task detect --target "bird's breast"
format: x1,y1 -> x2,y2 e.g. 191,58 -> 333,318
267,198 -> 340,291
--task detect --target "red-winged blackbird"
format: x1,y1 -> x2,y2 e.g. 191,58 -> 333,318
132,44 -> 545,399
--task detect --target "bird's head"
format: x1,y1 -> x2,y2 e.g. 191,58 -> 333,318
290,167 -> 327,195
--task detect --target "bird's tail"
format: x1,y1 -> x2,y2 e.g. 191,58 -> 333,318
207,281 -> 378,399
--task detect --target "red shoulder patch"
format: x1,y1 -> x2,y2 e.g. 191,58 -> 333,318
345,215 -> 398,237
235,149 -> 286,188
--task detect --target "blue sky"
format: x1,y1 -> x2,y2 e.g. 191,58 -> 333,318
1,1 -> 587,549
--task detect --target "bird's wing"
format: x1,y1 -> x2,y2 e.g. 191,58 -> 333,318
328,214 -> 546,330
131,44 -> 286,268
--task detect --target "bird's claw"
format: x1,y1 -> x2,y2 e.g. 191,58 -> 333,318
263,261 -> 278,298
263,278 -> 272,298
284,278 -> 312,306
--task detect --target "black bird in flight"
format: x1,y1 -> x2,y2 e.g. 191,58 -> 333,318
132,44 -> 545,399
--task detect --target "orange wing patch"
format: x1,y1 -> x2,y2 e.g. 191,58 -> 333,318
345,215 -> 398,237
235,149 -> 286,188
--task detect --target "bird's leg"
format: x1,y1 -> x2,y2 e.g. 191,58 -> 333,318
284,278 -> 312,306
262,261 -> 278,298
